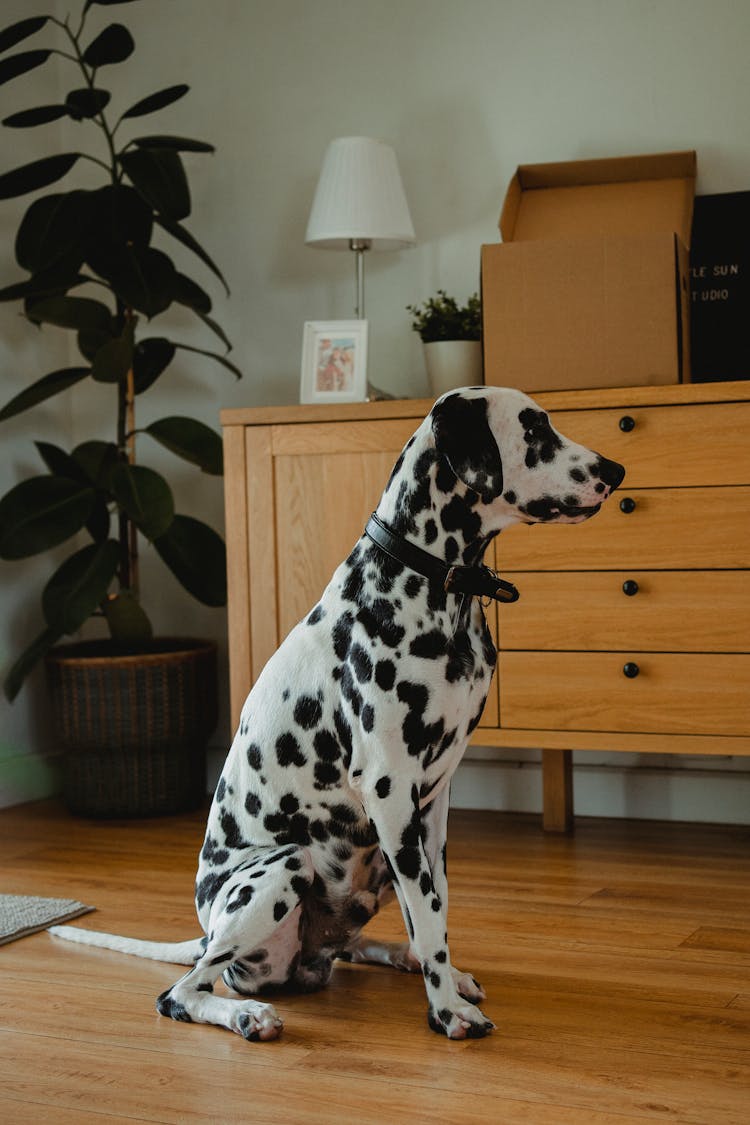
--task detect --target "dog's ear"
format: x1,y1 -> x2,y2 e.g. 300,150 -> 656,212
431,393 -> 504,503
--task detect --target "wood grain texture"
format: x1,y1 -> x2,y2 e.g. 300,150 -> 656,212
1,801 -> 749,1123
222,425 -> 251,732
499,651 -> 750,736
499,570 -> 750,652
497,486 -> 750,571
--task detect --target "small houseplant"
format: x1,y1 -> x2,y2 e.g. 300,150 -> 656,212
0,2 -> 240,814
407,290 -> 483,396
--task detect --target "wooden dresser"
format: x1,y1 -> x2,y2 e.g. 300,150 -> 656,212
221,380 -> 750,831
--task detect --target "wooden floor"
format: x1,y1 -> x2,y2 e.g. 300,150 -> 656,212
1,803 -> 749,1125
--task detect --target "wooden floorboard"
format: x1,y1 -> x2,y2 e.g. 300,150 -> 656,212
1,801 -> 749,1124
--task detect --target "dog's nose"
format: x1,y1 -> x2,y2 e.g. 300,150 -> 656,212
594,455 -> 625,491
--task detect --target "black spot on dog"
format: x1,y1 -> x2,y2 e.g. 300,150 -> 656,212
276,732 -> 307,768
410,630 -> 447,660
440,495 -> 482,544
375,775 -> 391,798
361,703 -> 375,732
424,518 -> 438,544
519,407 -> 563,469
245,792 -> 262,817
294,695 -> 322,730
375,659 -> 396,691
220,809 -> 251,849
201,833 -> 229,867
397,680 -> 445,757
273,900 -> 288,922
404,574 -> 422,599
313,728 -> 339,762
307,604 -> 325,625
350,643 -> 373,683
226,884 -> 254,914
332,611 -> 354,659
247,744 -> 262,770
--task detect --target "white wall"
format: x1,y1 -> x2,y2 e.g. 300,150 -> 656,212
2,0 -> 749,818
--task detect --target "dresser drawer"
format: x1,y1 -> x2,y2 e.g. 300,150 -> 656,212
498,652 -> 750,737
550,401 -> 750,488
497,486 -> 750,571
499,571 -> 750,652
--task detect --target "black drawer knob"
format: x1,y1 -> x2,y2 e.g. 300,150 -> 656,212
623,661 -> 640,679
620,497 -> 637,514
622,579 -> 639,597
619,415 -> 636,432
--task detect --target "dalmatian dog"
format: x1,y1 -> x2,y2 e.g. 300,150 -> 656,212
50,386 -> 624,1042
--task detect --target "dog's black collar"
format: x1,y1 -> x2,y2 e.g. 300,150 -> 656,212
364,513 -> 520,604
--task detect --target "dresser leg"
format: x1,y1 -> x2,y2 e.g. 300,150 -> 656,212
542,749 -> 574,833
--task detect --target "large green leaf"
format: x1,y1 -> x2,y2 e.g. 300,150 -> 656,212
66,87 -> 111,120
103,588 -> 153,644
154,514 -> 227,606
91,327 -> 133,383
87,242 -> 176,318
72,440 -> 118,487
172,271 -> 211,315
4,625 -> 61,702
132,336 -> 175,393
0,153 -> 79,200
155,214 -> 228,294
82,23 -> 134,67
26,294 -> 112,333
35,441 -> 90,482
42,539 -> 120,633
16,191 -> 88,273
0,366 -> 90,423
0,17 -> 48,55
0,49 -> 51,86
89,182 -> 152,247
0,263 -> 87,304
131,135 -> 214,153
145,416 -> 223,475
85,0 -> 139,10
120,84 -> 189,121
3,104 -> 68,128
174,341 -> 242,379
0,476 -> 95,559
110,462 -> 174,539
120,148 -> 190,221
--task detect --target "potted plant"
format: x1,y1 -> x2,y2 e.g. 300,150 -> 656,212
407,289 -> 483,396
0,2 -> 240,816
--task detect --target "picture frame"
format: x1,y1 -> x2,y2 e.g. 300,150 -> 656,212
300,320 -> 368,404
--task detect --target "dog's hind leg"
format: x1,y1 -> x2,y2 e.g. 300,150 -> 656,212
157,843 -> 314,1041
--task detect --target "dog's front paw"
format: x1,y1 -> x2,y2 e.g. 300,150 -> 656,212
427,1001 -> 495,1040
452,968 -> 487,1002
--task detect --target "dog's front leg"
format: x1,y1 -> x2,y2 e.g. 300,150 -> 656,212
419,785 -> 487,1005
367,781 -> 494,1040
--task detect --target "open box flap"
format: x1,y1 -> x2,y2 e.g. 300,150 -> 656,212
500,150 -> 696,246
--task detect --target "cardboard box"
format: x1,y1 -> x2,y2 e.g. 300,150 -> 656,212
481,150 -> 696,392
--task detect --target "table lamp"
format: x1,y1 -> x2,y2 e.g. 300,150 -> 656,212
305,136 -> 416,319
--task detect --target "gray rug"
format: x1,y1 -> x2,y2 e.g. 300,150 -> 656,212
0,894 -> 95,946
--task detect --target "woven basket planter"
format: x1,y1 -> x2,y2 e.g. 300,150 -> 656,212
45,638 -> 218,818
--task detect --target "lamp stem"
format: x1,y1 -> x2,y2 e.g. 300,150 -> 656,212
350,238 -> 371,319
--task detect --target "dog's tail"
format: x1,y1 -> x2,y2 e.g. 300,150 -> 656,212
48,925 -> 204,964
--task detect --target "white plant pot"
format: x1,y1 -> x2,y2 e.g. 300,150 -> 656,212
423,339 -> 483,398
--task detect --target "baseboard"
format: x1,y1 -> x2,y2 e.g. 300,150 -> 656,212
451,755 -> 750,825
0,751 -> 61,809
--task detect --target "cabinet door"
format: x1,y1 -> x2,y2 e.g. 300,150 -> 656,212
228,419 -> 499,730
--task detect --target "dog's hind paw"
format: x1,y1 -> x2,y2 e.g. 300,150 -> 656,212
427,1002 -> 495,1040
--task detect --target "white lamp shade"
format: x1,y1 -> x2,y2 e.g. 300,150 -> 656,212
305,136 -> 416,250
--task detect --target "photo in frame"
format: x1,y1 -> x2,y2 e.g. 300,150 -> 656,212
300,320 -> 368,404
